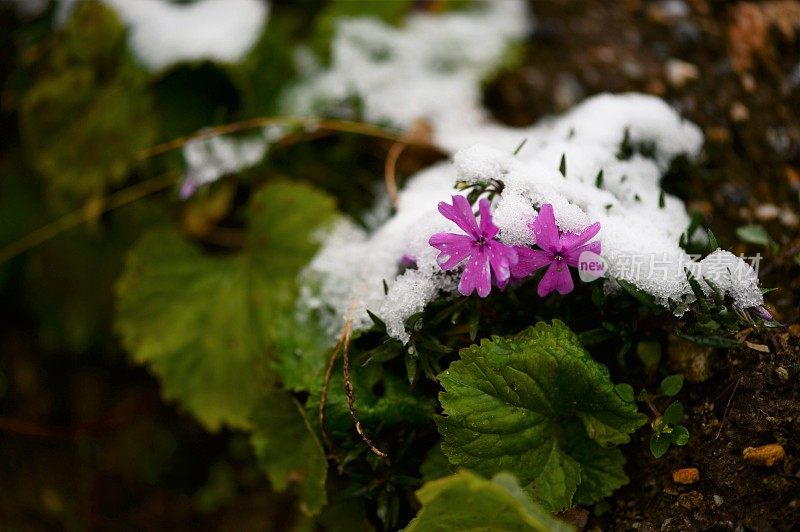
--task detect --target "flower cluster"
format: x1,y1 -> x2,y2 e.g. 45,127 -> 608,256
429,196 -> 601,298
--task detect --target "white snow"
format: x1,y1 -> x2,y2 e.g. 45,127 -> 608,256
57,0 -> 269,72
284,0 -> 530,131
293,1 -> 764,342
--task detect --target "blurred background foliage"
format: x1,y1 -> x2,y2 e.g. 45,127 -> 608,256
0,0 -> 438,528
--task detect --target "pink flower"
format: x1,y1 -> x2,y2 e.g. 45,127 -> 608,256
511,204 -> 601,297
429,195 -> 518,298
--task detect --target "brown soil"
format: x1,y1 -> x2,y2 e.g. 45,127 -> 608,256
601,326 -> 800,531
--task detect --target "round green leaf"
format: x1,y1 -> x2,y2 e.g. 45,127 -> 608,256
650,432 -> 671,459
660,374 -> 684,397
671,425 -> 690,446
662,401 -> 684,425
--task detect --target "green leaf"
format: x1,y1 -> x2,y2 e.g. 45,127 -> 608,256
614,383 -> 635,403
19,2 -> 157,206
115,181 -> 337,430
662,402 -> 684,425
250,390 -> 328,515
671,425 -> 690,446
437,321 -> 646,510
678,333 -> 740,349
310,363 -> 436,439
659,374 -> 684,397
735,224 -> 771,247
273,309 -> 334,393
636,340 -> 661,371
563,422 -> 629,505
650,432 -> 671,458
420,444 -> 455,483
405,470 -> 572,532
617,279 -> 658,308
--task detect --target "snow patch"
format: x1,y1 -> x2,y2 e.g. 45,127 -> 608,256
57,0 -> 269,72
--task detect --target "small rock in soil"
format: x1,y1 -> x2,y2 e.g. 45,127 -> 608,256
676,491 -> 704,511
742,443 -> 786,466
775,366 -> 790,380
672,467 -> 700,484
665,58 -> 699,88
754,203 -> 781,221
669,336 -> 713,383
730,101 -> 750,122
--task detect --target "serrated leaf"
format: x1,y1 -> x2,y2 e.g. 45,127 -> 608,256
115,181 -> 336,430
562,421 -> 629,505
250,390 -> 328,515
437,321 -> 646,510
660,374 -> 684,397
405,470 -> 572,532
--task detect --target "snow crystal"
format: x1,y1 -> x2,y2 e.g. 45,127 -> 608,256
57,0 -> 268,72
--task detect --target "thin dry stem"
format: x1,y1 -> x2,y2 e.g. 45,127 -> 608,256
319,326 -> 349,457
341,324 -> 388,458
136,116 -> 435,162
0,171 -> 177,265
318,314 -> 388,461
384,142 -> 407,207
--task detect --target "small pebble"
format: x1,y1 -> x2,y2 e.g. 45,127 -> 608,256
754,203 -> 780,221
730,101 -> 750,122
646,0 -> 690,24
741,73 -> 757,93
776,366 -> 789,381
713,494 -> 724,506
706,126 -> 731,144
553,73 -> 585,110
779,209 -> 798,228
743,443 -> 785,467
673,467 -> 700,484
665,59 -> 699,88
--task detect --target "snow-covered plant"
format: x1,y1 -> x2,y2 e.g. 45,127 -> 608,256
14,0 -> 771,528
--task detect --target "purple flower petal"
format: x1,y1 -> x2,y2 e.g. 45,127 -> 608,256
438,195 -> 480,238
478,198 -> 499,239
532,204 -> 559,252
487,240 -> 518,285
459,249 -> 492,297
560,222 -> 601,250
429,232 -> 476,270
179,177 -> 199,200
537,260 -> 574,297
564,240 -> 601,267
511,247 -> 552,278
